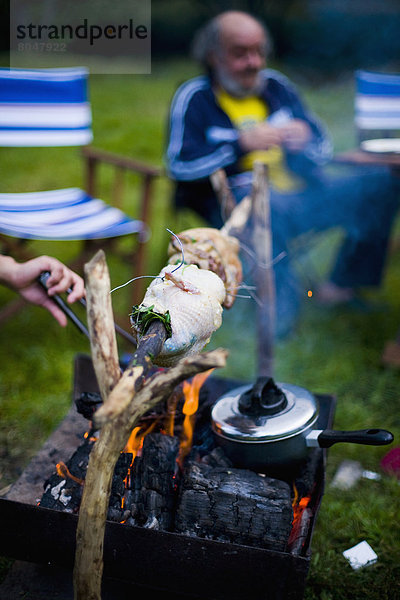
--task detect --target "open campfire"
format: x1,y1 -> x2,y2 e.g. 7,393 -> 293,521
0,164 -> 394,600
0,164 -> 333,600
0,354 -> 333,600
39,364 -> 319,555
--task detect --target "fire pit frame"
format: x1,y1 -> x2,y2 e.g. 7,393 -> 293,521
0,354 -> 335,600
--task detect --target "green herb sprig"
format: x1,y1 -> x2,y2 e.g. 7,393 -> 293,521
130,304 -> 172,338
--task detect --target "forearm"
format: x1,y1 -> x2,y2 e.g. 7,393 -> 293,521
0,254 -> 85,325
0,255 -> 18,289
167,141 -> 242,181
167,81 -> 246,181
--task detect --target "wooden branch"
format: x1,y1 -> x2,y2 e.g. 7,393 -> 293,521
126,348 -> 228,429
84,250 -> 121,402
210,169 -> 236,222
73,348 -> 228,600
221,194 -> 252,237
251,161 -> 276,378
92,320 -> 168,429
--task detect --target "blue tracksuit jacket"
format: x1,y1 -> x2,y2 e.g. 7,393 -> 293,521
166,69 -> 333,184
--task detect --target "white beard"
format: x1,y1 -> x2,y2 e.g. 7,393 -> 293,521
215,64 -> 264,98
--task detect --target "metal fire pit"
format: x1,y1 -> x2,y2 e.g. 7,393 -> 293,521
0,354 -> 335,600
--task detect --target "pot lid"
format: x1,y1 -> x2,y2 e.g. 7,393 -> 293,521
211,377 -> 319,443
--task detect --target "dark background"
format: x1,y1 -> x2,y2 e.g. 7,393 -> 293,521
151,0 -> 400,71
1,0 -> 400,72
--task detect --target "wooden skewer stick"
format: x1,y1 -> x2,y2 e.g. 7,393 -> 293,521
211,168 -> 253,238
210,168 -> 236,222
92,320 -> 168,429
212,164 -> 276,376
221,195 -> 252,238
251,161 -> 276,378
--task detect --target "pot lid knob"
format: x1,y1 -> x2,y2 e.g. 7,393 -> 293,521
238,376 -> 288,417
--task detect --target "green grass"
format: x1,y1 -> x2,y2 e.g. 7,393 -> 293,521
1,59 -> 400,598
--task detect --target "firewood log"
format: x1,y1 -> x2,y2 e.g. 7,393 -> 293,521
83,250 -> 121,402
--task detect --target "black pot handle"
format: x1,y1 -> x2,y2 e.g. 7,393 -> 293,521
317,428 -> 394,448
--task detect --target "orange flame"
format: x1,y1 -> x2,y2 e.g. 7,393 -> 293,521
178,369 -> 214,465
56,461 -> 84,485
164,389 -> 181,437
124,420 -> 159,458
122,420 -> 160,497
118,368 -> 213,520
83,430 -> 98,442
289,485 -> 312,545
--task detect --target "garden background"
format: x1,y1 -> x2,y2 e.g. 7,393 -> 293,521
1,1 -> 400,598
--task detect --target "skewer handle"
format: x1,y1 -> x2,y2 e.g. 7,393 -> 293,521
38,271 -> 90,338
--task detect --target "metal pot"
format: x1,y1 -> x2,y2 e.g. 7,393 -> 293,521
211,376 -> 394,473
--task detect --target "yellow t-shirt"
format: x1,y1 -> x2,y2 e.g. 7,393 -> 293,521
216,89 -> 303,192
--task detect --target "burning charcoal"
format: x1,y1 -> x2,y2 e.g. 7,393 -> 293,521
125,432 -> 180,531
107,507 -> 124,522
75,391 -> 103,420
40,477 -> 81,513
125,516 -> 137,527
293,448 -> 323,497
107,452 -> 133,523
144,514 -> 160,530
175,462 -> 293,552
200,447 -> 233,468
145,489 -> 164,511
39,438 -> 95,512
288,507 -> 313,555
286,450 -> 325,555
39,437 -> 132,523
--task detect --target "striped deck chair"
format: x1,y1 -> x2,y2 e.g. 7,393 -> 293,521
353,71 -> 400,367
355,70 -> 400,143
0,67 -> 161,321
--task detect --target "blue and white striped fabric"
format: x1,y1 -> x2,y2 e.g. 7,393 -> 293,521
355,70 -> 400,130
0,67 -> 93,146
0,188 -> 146,240
0,67 -> 147,242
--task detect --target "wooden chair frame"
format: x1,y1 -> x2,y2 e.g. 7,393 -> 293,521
0,146 -> 162,325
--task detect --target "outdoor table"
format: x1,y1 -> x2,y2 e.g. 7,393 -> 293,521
334,148 -> 400,172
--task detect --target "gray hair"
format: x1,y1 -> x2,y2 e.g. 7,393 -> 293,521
191,13 -> 272,69
191,17 -> 221,67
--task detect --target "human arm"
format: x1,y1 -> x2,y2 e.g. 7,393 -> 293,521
238,118 -> 312,153
166,73 -> 332,182
0,254 -> 85,326
166,77 -> 246,181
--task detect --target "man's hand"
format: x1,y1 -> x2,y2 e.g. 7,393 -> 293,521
0,255 -> 85,326
239,122 -> 283,152
277,119 -> 311,152
239,119 -> 311,153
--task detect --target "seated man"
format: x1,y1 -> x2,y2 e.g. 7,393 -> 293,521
166,10 -> 399,334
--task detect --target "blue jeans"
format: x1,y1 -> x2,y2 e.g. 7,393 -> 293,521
229,165 -> 399,329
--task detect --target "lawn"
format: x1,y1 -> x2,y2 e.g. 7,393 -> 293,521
1,59 -> 400,599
